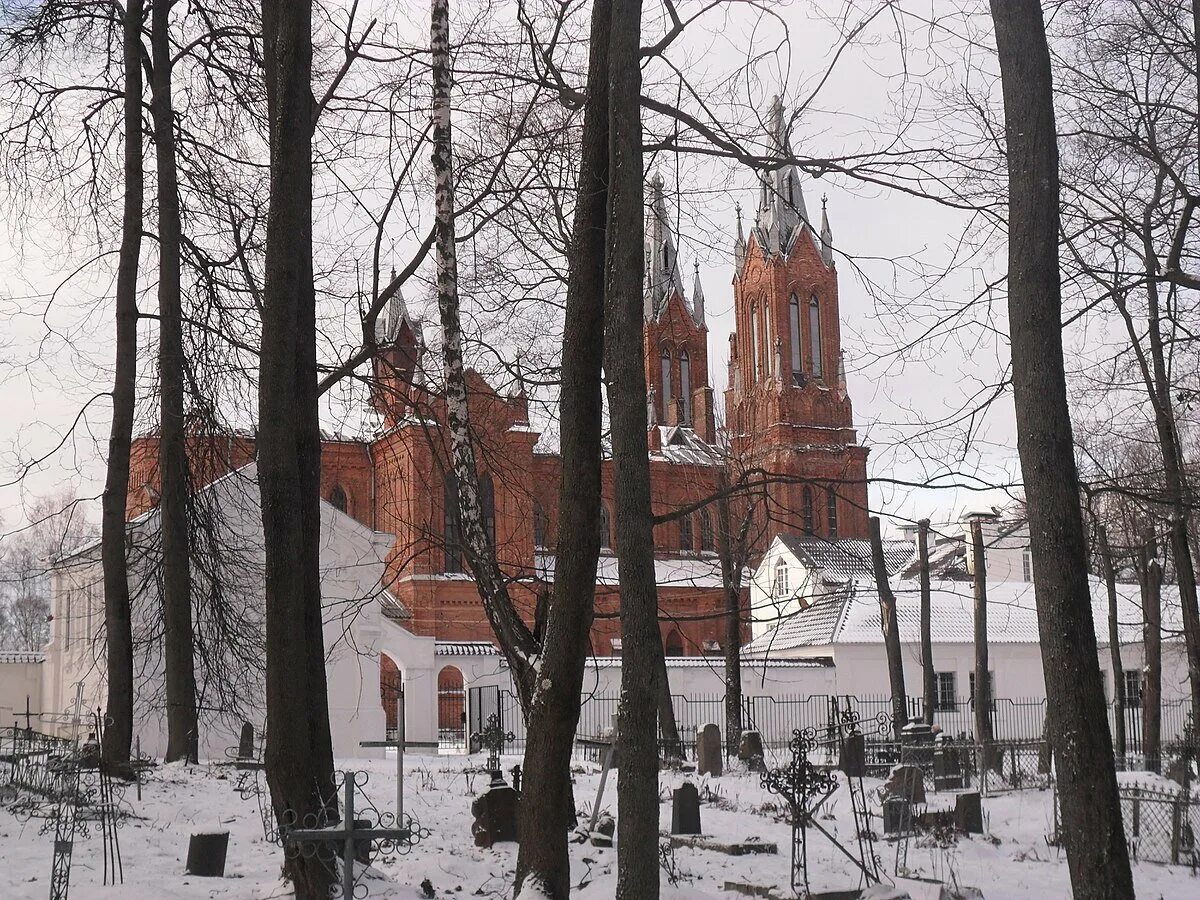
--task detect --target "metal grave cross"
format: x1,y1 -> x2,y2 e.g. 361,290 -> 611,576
471,713 -> 514,781
285,770 -> 427,899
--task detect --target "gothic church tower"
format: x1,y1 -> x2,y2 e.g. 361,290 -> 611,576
724,97 -> 869,540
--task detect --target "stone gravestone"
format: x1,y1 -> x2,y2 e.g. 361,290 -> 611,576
185,831 -> 229,877
882,798 -> 910,836
900,719 -> 935,768
738,730 -> 765,771
471,784 -> 520,848
954,792 -> 983,834
671,781 -> 702,835
840,731 -> 865,778
881,764 -> 926,805
237,721 -> 255,761
697,724 -> 722,777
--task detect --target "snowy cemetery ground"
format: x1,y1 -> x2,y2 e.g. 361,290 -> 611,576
2,752 -> 1199,899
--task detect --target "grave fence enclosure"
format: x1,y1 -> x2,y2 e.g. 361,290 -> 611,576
445,691 -> 1195,766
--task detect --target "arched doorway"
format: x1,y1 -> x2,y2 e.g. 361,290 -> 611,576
380,654 -> 402,739
438,665 -> 466,747
665,629 -> 685,656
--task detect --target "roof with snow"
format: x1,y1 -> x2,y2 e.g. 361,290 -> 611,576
745,576 -> 1185,656
536,551 -> 727,590
651,426 -> 723,466
775,535 -> 913,584
436,641 -> 500,656
0,650 -> 44,665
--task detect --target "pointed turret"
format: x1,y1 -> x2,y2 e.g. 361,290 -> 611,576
820,196 -> 834,268
644,172 -> 685,319
691,261 -> 706,327
734,202 -> 746,276
752,96 -> 809,258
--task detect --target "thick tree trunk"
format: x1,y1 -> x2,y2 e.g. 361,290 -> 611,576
604,0 -> 659,892
718,480 -> 750,757
917,518 -> 935,727
657,651 -> 682,760
988,3 -> 1133,895
512,0 -> 610,893
151,0 -> 198,765
430,0 -> 538,712
1140,532 -> 1163,773
1098,525 -> 1125,759
870,517 -> 907,741
259,3 -> 336,897
970,520 -> 995,766
100,0 -> 143,776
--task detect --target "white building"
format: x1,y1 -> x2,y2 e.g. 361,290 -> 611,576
38,464 -> 390,760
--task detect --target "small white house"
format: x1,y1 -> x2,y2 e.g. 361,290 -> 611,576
40,463 -> 391,761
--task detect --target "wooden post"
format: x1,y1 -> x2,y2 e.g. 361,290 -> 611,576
917,519 -> 935,727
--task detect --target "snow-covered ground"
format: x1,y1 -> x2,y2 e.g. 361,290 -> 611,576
2,754 -> 1197,898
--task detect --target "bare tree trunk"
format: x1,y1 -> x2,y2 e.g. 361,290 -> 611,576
430,0 -> 538,711
989,3 -> 1133,894
1140,531 -> 1163,773
150,0 -> 198,765
100,0 -> 143,776
718,479 -> 750,757
970,519 -> 995,766
870,517 -> 907,741
657,650 -> 682,761
513,0 -> 610,893
1098,525 -> 1125,759
259,3 -> 336,896
604,0 -> 659,892
917,518 -> 935,727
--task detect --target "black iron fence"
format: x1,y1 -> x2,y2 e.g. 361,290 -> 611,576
445,691 -> 1196,763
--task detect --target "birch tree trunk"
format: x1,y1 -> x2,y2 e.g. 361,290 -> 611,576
989,2 -> 1133,893
100,0 -> 143,776
870,517 -> 907,741
513,0 -> 611,893
917,518 -> 935,727
150,0 -> 198,765
970,519 -> 995,768
430,0 -> 538,711
259,2 -> 337,896
718,477 -> 752,757
1098,525 -> 1125,759
604,0 -> 661,891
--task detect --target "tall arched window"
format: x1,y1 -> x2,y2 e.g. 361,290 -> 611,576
660,348 -> 673,421
773,558 -> 790,597
802,486 -> 815,535
534,501 -> 549,548
479,473 -> 496,547
699,508 -> 714,552
788,294 -> 802,384
444,474 -> 463,573
750,305 -> 759,377
826,488 -> 838,539
599,502 -> 612,550
330,485 -> 348,514
809,295 -> 823,377
680,513 -> 693,553
665,630 -> 684,656
679,349 -> 691,424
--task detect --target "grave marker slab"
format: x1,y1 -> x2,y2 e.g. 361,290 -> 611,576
697,724 -> 722,776
954,792 -> 983,834
671,781 -> 702,835
471,785 -> 520,848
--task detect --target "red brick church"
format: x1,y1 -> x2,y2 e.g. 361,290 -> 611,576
127,98 -> 869,664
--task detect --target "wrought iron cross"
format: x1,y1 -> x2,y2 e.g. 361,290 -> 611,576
285,770 -> 428,899
471,713 -> 514,778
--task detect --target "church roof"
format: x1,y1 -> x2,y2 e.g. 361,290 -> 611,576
774,534 -> 913,584
650,426 -> 723,466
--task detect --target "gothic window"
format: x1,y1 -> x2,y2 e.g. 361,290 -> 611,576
826,488 -> 838,539
599,502 -> 612,550
787,173 -> 796,206
444,474 -> 463,573
680,513 -> 693,553
773,558 -> 789,597
802,486 -> 815,535
661,241 -> 671,273
809,295 -> 823,377
699,508 -> 714,552
660,348 -> 672,421
789,294 -> 803,384
763,304 -> 772,376
749,305 -> 759,377
679,349 -> 691,424
330,484 -> 348,514
534,502 -> 549,548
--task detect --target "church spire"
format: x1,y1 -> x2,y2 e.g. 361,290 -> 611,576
692,261 -> 706,327
752,96 -> 807,257
820,195 -> 834,267
644,171 -> 686,320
